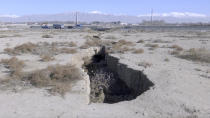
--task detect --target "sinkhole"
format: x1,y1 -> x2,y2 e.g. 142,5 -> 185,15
85,47 -> 154,104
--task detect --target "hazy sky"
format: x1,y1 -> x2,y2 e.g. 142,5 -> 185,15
0,0 -> 209,16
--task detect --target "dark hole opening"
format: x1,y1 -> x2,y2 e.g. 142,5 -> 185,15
85,47 -> 154,104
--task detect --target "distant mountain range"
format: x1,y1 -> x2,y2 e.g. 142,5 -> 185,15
0,12 -> 210,23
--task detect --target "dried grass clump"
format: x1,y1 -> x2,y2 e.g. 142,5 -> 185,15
164,58 -> 170,62
40,55 -> 55,62
178,48 -> 210,63
4,42 -> 37,55
170,50 -> 181,55
170,44 -> 183,51
110,45 -> 134,54
136,40 -> 145,43
0,35 -> 9,38
68,41 -> 77,47
117,40 -> 134,46
132,48 -> 144,54
42,34 -> 53,38
26,64 -> 82,96
60,48 -> 77,54
105,35 -> 117,40
153,39 -> 171,43
80,38 -> 102,49
145,43 -> 159,48
138,62 -> 152,68
0,57 -> 25,77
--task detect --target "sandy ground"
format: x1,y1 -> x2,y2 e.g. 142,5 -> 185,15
0,26 -> 210,118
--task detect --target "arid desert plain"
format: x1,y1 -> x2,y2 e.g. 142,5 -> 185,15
0,24 -> 210,118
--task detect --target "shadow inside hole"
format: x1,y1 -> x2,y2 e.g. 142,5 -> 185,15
85,47 -> 154,104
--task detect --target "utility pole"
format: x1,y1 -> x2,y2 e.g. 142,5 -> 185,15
75,12 -> 78,26
151,8 -> 153,25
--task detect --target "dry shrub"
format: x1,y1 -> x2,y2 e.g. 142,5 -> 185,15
145,43 -> 159,48
4,42 -> 78,56
136,40 -> 145,43
60,48 -> 77,54
80,38 -> 103,49
26,64 -> 82,96
40,55 -> 55,62
164,58 -> 170,62
138,62 -> 152,68
170,44 -> 183,51
105,35 -> 117,40
4,42 -> 37,55
170,50 -> 181,55
0,57 -> 24,77
118,40 -> 134,46
178,48 -> 210,63
68,41 -> 77,47
42,34 -> 53,38
132,48 -> 144,54
0,35 -> 9,38
110,45 -> 133,54
153,39 -> 171,43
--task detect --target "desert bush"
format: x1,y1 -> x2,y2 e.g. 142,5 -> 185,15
40,55 -> 55,62
170,44 -> 183,51
110,45 -> 133,54
132,48 -> 144,54
59,48 -> 77,54
51,41 -> 77,47
153,39 -> 171,43
105,35 -> 117,40
4,42 -> 78,56
170,50 -> 181,55
25,64 -> 82,96
81,38 -> 102,48
164,58 -> 170,62
138,62 -> 152,68
42,34 -> 53,38
118,40 -> 134,46
0,35 -> 9,38
68,41 -> 77,47
0,57 -> 25,77
178,48 -> 210,63
136,40 -> 145,43
145,43 -> 159,48
4,42 -> 37,55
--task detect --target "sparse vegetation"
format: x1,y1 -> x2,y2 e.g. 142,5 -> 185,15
132,48 -> 144,54
136,40 -> 145,43
40,55 -> 55,62
105,35 -> 117,40
138,61 -> 152,68
117,40 -> 134,46
4,42 -> 37,55
80,38 -> 102,49
164,58 -> 170,62
0,63 -> 82,96
0,35 -> 9,38
25,64 -> 82,96
170,44 -> 183,51
178,48 -> 210,63
170,50 -> 181,55
42,34 -> 53,38
0,57 -> 25,77
60,48 -> 77,54
145,43 -> 159,48
68,41 -> 77,47
4,42 -> 78,56
153,39 -> 171,43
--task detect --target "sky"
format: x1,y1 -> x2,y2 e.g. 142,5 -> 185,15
0,0 -> 210,16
